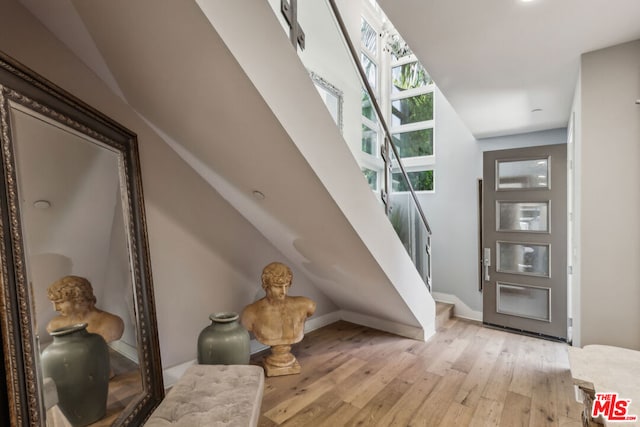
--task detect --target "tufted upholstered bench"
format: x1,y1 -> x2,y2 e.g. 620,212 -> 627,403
144,364 -> 264,427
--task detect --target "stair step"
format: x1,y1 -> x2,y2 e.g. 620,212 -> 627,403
435,302 -> 454,328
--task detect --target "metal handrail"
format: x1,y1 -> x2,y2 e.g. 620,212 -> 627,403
327,0 -> 432,235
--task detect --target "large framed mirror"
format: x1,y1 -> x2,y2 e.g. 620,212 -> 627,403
0,52 -> 163,425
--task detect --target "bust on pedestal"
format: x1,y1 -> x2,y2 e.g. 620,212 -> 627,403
241,262 -> 316,377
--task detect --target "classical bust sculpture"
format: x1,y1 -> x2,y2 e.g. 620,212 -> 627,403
46,275 -> 125,343
241,262 -> 316,376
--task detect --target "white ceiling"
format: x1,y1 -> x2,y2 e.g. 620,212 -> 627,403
379,0 -> 640,138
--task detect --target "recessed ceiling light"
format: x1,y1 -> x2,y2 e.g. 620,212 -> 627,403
33,200 -> 51,209
252,190 -> 265,200
531,108 -> 543,113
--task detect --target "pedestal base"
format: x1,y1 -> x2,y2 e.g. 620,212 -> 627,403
264,359 -> 301,377
263,344 -> 301,377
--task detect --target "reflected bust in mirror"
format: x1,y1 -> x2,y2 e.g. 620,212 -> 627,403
241,262 -> 315,377
46,275 -> 124,344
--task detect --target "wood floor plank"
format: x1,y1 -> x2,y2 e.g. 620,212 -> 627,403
426,337 -> 470,375
258,415 -> 279,427
436,402 -> 475,426
529,372 -> 559,427
451,335 -> 489,374
408,368 -> 467,426
454,332 -> 505,409
374,372 -> 441,426
260,351 -> 351,410
345,377 -> 412,427
498,391 -> 532,427
264,356 -> 366,424
337,350 -> 417,408
481,342 -> 516,403
508,338 -> 538,398
279,392 -> 348,427
469,397 -> 504,426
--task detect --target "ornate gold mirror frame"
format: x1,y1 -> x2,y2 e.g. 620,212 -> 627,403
0,51 -> 163,426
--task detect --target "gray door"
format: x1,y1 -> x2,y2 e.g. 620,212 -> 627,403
482,144 -> 567,340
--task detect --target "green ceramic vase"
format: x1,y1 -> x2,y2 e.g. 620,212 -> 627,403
41,323 -> 110,427
197,312 -> 250,365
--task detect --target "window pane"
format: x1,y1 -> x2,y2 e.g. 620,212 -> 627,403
497,283 -> 550,321
497,242 -> 550,277
361,167 -> 378,190
391,93 -> 433,126
392,128 -> 433,158
362,124 -> 377,155
392,62 -> 432,93
497,158 -> 549,190
361,90 -> 377,122
386,33 -> 412,61
392,170 -> 433,192
361,18 -> 377,53
360,52 -> 377,90
497,201 -> 549,232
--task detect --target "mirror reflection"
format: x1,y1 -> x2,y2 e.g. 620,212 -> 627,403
10,105 -> 143,426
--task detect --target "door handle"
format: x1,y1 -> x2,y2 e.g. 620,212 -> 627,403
483,248 -> 491,281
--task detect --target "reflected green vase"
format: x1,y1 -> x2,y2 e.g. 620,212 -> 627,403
197,312 -> 250,365
41,323 -> 110,427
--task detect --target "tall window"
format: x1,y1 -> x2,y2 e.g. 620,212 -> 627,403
359,17 -> 381,191
359,2 -> 435,193
389,52 -> 435,191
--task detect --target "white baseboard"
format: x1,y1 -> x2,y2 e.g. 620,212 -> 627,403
305,310 -> 342,334
432,292 -> 483,322
339,310 -> 426,340
109,340 -> 139,363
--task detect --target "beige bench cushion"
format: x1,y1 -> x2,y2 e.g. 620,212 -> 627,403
145,365 -> 264,427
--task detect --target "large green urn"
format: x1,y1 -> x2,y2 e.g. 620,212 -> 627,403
197,312 -> 250,365
41,323 -> 110,427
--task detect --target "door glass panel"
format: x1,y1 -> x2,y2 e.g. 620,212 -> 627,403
496,158 -> 549,190
497,283 -> 550,321
497,201 -> 549,232
497,242 -> 550,276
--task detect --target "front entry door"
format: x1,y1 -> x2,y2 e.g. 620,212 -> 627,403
482,144 -> 567,340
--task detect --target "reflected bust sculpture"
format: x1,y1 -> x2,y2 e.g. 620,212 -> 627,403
46,275 -> 125,343
241,262 -> 316,376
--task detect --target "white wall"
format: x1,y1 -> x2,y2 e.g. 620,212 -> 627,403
419,89 -> 567,316
0,0 -> 337,368
578,39 -> 640,350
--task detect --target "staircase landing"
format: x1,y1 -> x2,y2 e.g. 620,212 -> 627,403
435,302 -> 454,328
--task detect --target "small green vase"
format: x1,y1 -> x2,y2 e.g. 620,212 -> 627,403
197,312 -> 250,365
41,323 -> 110,427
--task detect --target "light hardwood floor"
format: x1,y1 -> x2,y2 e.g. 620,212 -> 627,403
253,318 -> 584,426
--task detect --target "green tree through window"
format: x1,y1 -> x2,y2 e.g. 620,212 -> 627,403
393,170 -> 433,192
